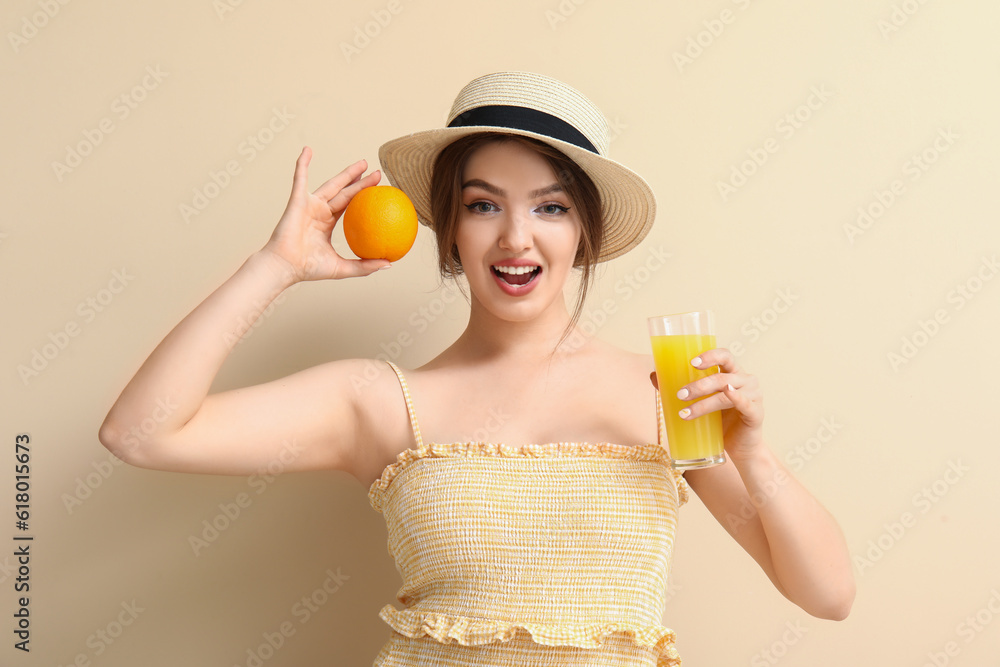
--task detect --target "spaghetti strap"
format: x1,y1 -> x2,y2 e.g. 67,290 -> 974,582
385,360 -> 424,448
655,389 -> 666,447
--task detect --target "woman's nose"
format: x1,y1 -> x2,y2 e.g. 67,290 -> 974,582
498,211 -> 533,253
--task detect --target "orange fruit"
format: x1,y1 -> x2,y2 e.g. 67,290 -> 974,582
342,185 -> 418,262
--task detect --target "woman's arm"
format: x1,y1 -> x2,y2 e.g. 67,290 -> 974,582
656,352 -> 855,620
684,443 -> 855,620
98,148 -> 390,477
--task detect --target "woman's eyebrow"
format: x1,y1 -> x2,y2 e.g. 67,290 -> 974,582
461,179 -> 504,196
461,179 -> 564,199
529,183 -> 564,198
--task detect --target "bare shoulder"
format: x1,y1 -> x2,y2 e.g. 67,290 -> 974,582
579,337 -> 655,390
562,337 -> 660,443
339,359 -> 418,487
360,338 -> 660,452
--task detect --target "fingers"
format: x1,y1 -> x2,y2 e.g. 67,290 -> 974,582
679,383 -> 763,427
284,146 -> 313,204
326,169 -> 382,215
335,258 -> 392,279
287,150 -> 382,219
677,383 -> 740,419
677,384 -> 736,421
692,347 -> 740,374
672,346 -> 762,421
679,368 -> 756,401
312,159 -> 378,204
720,382 -> 755,418
675,350 -> 742,398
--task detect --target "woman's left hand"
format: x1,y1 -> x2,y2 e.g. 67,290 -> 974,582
651,347 -> 765,461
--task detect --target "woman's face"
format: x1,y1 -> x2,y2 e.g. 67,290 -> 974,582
455,140 -> 582,324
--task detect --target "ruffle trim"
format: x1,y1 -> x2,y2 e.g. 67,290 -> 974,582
378,605 -> 681,667
368,441 -> 688,512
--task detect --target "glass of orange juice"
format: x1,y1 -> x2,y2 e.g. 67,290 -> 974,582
648,311 -> 726,469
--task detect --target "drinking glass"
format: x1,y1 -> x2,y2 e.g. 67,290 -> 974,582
648,311 -> 726,469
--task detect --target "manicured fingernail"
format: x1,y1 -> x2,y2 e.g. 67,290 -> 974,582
679,408 -> 691,419
379,264 -> 392,270
691,357 -> 702,367
727,383 -> 735,392
676,388 -> 690,400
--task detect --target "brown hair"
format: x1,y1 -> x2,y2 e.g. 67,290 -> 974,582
428,133 -> 604,340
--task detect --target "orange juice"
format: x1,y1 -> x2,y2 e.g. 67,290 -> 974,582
651,334 -> 725,467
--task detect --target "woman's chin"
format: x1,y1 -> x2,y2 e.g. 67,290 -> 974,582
471,292 -> 567,325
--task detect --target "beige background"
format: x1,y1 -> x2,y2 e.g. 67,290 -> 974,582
3,0 -> 999,665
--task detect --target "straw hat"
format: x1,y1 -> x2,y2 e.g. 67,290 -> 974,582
377,71 -> 656,263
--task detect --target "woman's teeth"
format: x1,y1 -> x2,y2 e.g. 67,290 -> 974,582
493,265 -> 537,275
492,265 -> 540,286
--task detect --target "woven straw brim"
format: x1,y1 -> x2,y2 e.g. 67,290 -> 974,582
377,127 -> 656,263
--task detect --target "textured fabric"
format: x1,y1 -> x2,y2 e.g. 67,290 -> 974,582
368,361 -> 689,666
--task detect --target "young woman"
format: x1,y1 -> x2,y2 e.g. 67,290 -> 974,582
99,71 -> 854,666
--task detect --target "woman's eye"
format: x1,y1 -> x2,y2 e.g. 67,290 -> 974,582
538,203 -> 570,215
465,201 -> 497,214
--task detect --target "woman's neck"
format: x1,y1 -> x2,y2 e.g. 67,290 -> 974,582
453,295 -> 577,363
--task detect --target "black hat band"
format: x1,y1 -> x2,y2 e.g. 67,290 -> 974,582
447,105 -> 599,155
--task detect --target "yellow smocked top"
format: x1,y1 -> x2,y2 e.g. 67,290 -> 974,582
368,361 -> 689,666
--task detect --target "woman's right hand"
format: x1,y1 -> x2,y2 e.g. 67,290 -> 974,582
261,146 -> 390,283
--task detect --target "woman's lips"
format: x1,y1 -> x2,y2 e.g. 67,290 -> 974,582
491,264 -> 541,295
492,265 -> 539,286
